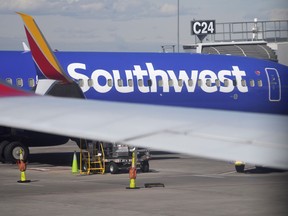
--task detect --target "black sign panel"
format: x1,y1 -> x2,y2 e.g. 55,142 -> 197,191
191,20 -> 216,35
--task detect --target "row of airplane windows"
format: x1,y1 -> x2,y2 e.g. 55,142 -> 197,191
74,78 -> 263,88
6,78 -> 263,88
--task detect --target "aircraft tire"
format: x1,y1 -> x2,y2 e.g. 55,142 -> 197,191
3,141 -> 29,163
0,140 -> 10,163
109,162 -> 119,174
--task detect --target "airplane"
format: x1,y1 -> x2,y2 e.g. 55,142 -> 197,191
0,13 -> 287,170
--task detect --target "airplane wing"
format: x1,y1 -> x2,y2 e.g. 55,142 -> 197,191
0,88 -> 287,169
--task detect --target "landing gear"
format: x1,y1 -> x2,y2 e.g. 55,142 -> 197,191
0,140 -> 29,163
0,140 -> 9,163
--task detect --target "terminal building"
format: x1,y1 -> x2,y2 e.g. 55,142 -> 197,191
182,19 -> 288,66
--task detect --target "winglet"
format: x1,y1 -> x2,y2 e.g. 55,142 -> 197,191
22,42 -> 30,52
17,12 -> 72,83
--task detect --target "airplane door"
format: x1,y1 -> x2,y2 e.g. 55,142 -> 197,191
265,68 -> 281,101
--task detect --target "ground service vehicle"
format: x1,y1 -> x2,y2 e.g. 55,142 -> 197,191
79,141 -> 150,174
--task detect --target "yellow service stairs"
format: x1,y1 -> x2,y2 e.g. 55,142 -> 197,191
80,140 -> 105,175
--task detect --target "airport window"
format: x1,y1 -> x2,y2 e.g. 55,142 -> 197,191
158,80 -> 163,87
88,79 -> 93,87
138,79 -> 143,87
5,78 -> 12,85
16,78 -> 23,87
224,79 -> 229,87
78,79 -> 84,87
178,79 -> 183,87
188,79 -> 193,87
215,79 -> 220,87
197,79 -> 202,87
108,79 -> 113,87
147,79 -> 152,87
168,79 -> 173,87
28,78 -> 35,87
241,79 -> 247,87
128,79 -> 133,87
257,79 -> 263,87
206,79 -> 211,87
117,79 -> 123,87
250,79 -> 255,87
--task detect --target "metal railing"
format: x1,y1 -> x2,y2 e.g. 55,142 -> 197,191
193,20 -> 288,43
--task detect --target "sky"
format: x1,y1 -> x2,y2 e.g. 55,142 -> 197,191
0,0 -> 287,52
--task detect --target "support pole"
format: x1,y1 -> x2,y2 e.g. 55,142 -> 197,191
177,0 -> 180,52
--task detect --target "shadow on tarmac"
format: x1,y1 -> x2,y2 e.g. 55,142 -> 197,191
149,151 -> 181,160
28,152 -> 75,166
245,167 -> 287,174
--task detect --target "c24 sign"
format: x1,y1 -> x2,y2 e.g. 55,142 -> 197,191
191,20 -> 216,35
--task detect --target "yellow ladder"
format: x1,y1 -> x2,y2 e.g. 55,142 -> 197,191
80,140 -> 105,175
89,142 -> 105,174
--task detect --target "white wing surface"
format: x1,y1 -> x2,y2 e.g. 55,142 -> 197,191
0,96 -> 287,169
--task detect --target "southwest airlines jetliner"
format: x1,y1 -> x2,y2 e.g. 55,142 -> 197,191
0,13 -> 287,170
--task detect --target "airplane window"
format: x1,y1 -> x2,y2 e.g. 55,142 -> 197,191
158,80 -> 163,87
250,79 -> 255,87
88,79 -> 93,87
257,80 -> 263,87
233,80 -> 237,86
108,79 -> 113,87
206,79 -> 211,87
168,79 -> 173,87
147,79 -> 152,87
188,79 -> 193,87
5,78 -> 12,85
28,78 -> 35,87
241,79 -> 247,87
197,79 -> 202,87
16,78 -> 23,87
215,79 -> 220,87
178,79 -> 183,87
128,79 -> 133,87
78,79 -> 84,87
224,79 -> 229,87
117,79 -> 123,87
138,79 -> 143,87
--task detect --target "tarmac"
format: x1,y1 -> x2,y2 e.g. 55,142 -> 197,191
0,141 -> 287,216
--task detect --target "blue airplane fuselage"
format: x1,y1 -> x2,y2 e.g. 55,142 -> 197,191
0,50 -> 287,114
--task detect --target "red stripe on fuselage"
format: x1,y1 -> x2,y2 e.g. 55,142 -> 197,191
24,27 -> 67,82
0,83 -> 33,97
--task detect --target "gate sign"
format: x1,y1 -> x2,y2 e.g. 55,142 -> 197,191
191,20 -> 216,35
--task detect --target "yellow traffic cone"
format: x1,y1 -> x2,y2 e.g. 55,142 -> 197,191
72,151 -> 78,174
